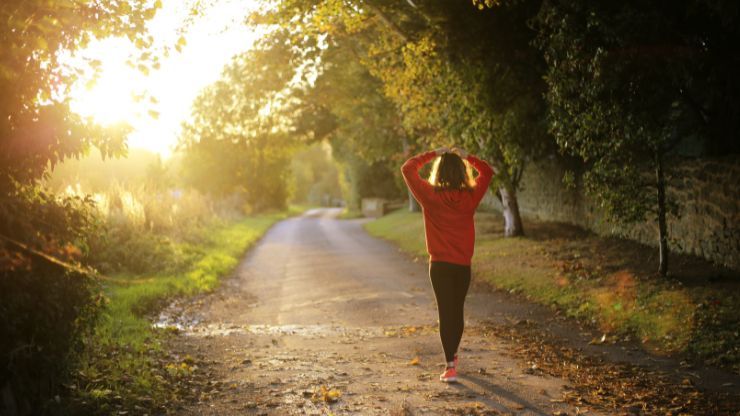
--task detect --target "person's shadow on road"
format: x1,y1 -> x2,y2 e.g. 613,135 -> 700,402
448,372 -> 550,415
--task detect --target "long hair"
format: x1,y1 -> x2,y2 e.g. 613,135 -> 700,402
429,152 -> 475,191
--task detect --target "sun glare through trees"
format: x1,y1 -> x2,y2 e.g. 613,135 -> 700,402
66,0 -> 264,157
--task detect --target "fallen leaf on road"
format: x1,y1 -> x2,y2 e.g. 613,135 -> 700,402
588,334 -> 607,345
312,385 -> 341,403
409,357 -> 420,365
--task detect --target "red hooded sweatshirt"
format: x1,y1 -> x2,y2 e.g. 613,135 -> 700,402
401,151 -> 494,266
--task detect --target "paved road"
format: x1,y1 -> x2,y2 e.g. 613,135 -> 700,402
166,208 -> 602,415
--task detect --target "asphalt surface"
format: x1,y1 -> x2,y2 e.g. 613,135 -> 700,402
163,208 -> 603,415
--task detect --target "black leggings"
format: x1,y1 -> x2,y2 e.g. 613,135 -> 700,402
429,261 -> 471,363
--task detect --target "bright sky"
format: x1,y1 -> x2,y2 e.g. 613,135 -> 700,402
68,0 -> 264,157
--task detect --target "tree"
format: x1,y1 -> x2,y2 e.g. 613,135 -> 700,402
1,0 -> 159,250
0,1 -> 159,412
363,2 -> 550,235
178,34 -> 301,211
296,34 -> 410,210
240,16 -> 412,210
259,0 -> 552,236
289,142 -> 343,206
0,0 -> 158,187
535,0 -> 740,275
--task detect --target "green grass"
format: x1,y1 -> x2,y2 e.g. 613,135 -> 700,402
99,214 -> 282,347
365,209 -> 740,373
70,211 -> 294,413
364,210 -> 427,255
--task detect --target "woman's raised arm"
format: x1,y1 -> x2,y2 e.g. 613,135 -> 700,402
401,149 -> 444,206
465,153 -> 494,205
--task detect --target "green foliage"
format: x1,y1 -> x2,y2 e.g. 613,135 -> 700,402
290,142 -> 343,206
88,228 -> 182,275
179,40 -> 299,212
1,184 -> 97,253
536,1 -> 666,224
0,261 -> 101,415
1,2 -> 158,409
534,0 -> 740,274
0,185 -> 103,414
0,0 -> 159,189
68,214 -> 287,414
341,156 -> 406,210
361,2 -> 550,187
292,34 -> 409,208
309,37 -> 407,162
257,0 -> 552,234
535,0 -> 740,223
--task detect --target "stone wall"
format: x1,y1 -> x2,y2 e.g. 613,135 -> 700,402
481,155 -> 740,270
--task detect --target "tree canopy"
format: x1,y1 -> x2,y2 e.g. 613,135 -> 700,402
0,1 -> 160,412
251,0 -> 555,234
178,34 -> 300,211
0,0 -> 161,258
238,0 -> 740,273
0,0 -> 160,187
535,0 -> 740,274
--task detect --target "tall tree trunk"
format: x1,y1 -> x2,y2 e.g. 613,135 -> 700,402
656,154 -> 669,277
499,184 -> 524,237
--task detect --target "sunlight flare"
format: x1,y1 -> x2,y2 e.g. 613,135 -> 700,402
66,0 -> 264,157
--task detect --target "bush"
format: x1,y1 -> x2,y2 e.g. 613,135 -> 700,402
0,260 -> 101,415
0,181 -> 249,415
85,225 -> 183,275
79,185 -> 230,275
1,186 -> 103,415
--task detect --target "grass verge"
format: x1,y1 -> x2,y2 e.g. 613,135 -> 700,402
365,209 -> 740,374
67,209 -> 300,414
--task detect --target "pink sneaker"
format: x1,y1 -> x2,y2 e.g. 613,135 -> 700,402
439,367 -> 458,383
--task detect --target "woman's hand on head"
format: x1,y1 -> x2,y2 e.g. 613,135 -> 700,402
451,147 -> 468,159
434,147 -> 450,156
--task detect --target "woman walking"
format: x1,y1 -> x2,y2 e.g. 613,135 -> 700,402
401,146 -> 494,383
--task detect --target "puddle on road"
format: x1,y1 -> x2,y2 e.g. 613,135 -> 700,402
154,316 -> 435,339
154,300 -> 436,338
244,324 -> 384,337
153,312 -> 201,332
153,312 -> 388,338
171,323 -> 386,338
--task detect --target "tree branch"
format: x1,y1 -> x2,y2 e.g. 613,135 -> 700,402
0,233 -> 142,284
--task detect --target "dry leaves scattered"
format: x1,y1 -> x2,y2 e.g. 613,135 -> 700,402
482,320 -> 740,415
